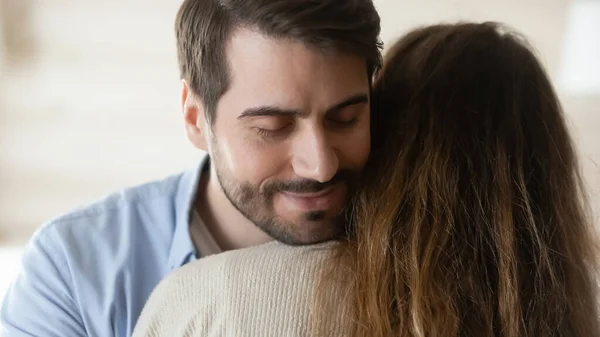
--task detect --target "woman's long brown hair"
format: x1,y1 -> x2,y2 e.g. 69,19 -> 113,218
314,22 -> 600,337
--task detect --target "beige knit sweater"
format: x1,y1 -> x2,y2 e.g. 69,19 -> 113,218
132,241 -> 348,337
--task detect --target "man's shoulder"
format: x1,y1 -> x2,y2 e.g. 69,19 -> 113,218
5,171 -> 196,337
25,170 -> 195,274
40,172 -> 185,240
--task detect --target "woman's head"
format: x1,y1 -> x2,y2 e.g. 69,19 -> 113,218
332,22 -> 599,337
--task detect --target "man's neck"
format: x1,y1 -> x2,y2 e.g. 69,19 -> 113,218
193,166 -> 273,252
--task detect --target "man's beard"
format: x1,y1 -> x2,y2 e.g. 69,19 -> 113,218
211,150 -> 358,245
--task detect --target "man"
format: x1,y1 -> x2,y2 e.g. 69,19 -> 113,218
1,0 -> 382,336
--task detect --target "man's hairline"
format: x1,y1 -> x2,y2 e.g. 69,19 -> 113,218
185,25 -> 373,126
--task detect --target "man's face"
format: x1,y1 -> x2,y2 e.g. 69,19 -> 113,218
189,29 -> 370,245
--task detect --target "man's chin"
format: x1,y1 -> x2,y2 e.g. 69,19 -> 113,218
272,233 -> 336,246
263,219 -> 341,246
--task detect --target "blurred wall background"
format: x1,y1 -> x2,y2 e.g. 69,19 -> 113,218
0,1 -> 598,242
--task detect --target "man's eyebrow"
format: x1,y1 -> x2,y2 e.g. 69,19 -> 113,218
238,106 -> 304,119
237,93 -> 369,120
325,93 -> 369,115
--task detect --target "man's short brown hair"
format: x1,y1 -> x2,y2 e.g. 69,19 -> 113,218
175,0 -> 382,124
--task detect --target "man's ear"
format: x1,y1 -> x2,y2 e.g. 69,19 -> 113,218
182,80 -> 208,151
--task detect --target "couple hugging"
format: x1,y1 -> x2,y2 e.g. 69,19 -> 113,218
3,0 -> 598,336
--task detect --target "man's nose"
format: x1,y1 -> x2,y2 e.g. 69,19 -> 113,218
290,127 -> 339,183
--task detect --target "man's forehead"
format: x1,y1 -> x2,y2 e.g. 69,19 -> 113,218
225,28 -> 368,79
220,79 -> 369,119
216,28 -> 369,117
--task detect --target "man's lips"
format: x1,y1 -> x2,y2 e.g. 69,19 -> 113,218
281,186 -> 335,198
280,186 -> 342,211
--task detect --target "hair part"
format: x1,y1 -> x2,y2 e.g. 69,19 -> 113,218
314,22 -> 600,337
175,0 -> 382,125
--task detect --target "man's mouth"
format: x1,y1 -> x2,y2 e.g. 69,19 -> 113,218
280,185 -> 343,211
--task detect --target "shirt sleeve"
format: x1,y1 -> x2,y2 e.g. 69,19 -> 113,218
131,270 -> 196,337
132,259 -> 223,337
129,280 -> 169,337
1,225 -> 87,337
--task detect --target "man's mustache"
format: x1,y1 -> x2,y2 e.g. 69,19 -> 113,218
263,170 -> 356,195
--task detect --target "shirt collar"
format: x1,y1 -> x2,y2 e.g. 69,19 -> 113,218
167,153 -> 210,270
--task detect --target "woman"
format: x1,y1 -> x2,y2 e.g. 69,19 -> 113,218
133,22 -> 600,337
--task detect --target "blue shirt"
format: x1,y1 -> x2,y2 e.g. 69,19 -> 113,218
1,157 -> 208,337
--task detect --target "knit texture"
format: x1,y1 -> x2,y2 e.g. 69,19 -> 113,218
132,241 -> 347,337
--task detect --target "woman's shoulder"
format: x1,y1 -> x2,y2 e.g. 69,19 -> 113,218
162,241 -> 333,304
134,241 -> 338,336
152,240 -> 335,310
180,240 -> 334,275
